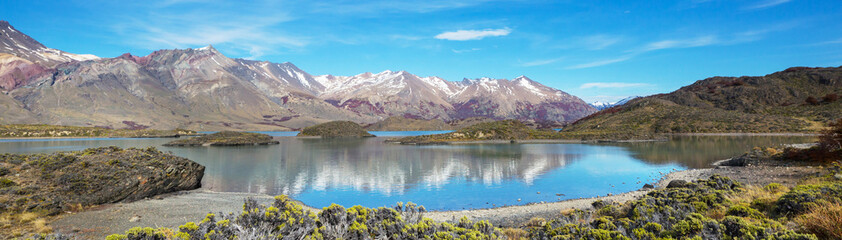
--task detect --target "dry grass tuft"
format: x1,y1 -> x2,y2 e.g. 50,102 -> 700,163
796,201 -> 842,239
727,184 -> 789,206
559,208 -> 576,216
705,206 -> 727,220
17,212 -> 38,223
524,217 -> 546,228
0,211 -> 55,238
32,218 -> 51,234
502,228 -> 529,240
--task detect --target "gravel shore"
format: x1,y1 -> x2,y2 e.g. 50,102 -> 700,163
51,165 -> 823,238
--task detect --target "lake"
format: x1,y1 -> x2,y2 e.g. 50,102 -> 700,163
0,133 -> 814,210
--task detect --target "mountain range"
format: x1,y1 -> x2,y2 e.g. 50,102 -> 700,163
0,21 -> 595,130
589,96 -> 639,110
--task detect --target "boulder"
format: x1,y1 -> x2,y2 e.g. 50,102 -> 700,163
666,180 -> 688,189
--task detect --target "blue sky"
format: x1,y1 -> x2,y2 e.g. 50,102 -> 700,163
2,0 -> 841,102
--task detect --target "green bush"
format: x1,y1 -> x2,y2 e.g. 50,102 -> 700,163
777,182 -> 842,215
0,177 -> 16,188
726,205 -> 766,219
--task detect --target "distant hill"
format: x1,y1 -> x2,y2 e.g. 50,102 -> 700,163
562,66 -> 842,139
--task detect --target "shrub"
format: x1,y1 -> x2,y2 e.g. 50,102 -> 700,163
777,182 -> 842,215
0,177 -> 16,188
726,205 -> 765,219
796,201 -> 842,239
805,96 -> 820,105
818,118 -> 842,153
823,93 -> 839,103
764,183 -> 786,194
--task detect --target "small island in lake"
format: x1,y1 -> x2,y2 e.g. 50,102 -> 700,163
391,119 -> 562,144
365,116 -> 452,131
163,131 -> 279,146
297,121 -> 375,137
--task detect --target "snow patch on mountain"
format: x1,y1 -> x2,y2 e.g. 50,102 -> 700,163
589,96 -> 639,110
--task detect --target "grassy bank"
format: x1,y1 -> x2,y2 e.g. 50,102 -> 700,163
0,124 -> 198,138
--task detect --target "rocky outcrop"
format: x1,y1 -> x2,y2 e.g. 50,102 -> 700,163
163,131 -> 279,146
0,146 -> 204,215
297,121 -> 375,137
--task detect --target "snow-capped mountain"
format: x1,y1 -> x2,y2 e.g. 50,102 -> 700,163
449,76 -> 595,121
590,96 -> 639,110
0,21 -> 97,68
0,21 -> 596,130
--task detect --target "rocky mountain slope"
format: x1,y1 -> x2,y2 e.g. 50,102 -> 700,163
0,21 -> 595,130
563,66 -> 842,139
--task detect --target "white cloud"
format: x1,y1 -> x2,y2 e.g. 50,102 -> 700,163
110,2 -> 306,59
813,38 -> 842,45
639,35 -> 718,52
579,82 -> 651,89
566,56 -> 633,69
744,0 -> 791,10
732,20 -> 800,44
435,28 -> 511,41
580,35 -> 623,50
520,57 -> 564,67
452,48 -> 482,53
565,35 -> 720,69
309,0 -> 498,14
389,35 -> 424,41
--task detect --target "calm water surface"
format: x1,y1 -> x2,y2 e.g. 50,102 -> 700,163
0,133 -> 814,210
